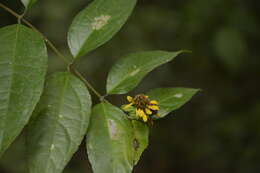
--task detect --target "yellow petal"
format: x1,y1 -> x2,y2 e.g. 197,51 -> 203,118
136,109 -> 142,117
145,108 -> 152,115
148,105 -> 159,111
145,95 -> 149,98
150,100 -> 158,105
135,109 -> 139,115
140,109 -> 146,117
142,115 -> 148,122
127,96 -> 133,102
123,103 -> 133,110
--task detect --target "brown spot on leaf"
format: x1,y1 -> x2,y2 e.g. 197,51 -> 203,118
133,138 -> 140,151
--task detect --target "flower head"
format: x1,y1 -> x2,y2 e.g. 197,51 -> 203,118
122,94 -> 160,124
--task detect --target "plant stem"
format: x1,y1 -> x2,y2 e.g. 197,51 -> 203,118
0,3 -> 20,18
0,2 -> 104,100
0,3 -> 70,64
71,68 -> 103,99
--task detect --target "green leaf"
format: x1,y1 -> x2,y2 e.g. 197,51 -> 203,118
21,0 -> 37,9
0,24 -> 47,157
106,50 -> 187,94
131,120 -> 149,165
26,72 -> 92,173
67,0 -> 137,58
87,103 -> 134,173
147,88 -> 200,118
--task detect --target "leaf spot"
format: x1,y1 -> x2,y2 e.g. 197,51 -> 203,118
130,69 -> 140,76
88,144 -> 93,150
91,15 -> 111,30
133,138 -> 140,151
59,114 -> 63,118
107,119 -> 118,140
51,144 -> 55,150
174,93 -> 183,98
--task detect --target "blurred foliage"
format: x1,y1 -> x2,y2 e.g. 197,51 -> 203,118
1,0 -> 260,172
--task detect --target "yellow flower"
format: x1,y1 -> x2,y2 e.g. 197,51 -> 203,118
135,109 -> 141,117
136,109 -> 148,122
123,94 -> 160,123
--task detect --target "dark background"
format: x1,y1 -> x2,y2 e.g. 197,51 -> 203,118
1,0 -> 260,172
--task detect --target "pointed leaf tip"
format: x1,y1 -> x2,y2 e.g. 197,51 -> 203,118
21,0 -> 38,9
147,87 -> 200,118
68,0 -> 137,58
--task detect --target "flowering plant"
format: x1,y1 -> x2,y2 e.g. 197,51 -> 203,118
0,0 -> 199,173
